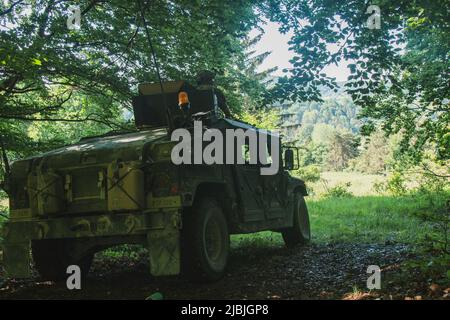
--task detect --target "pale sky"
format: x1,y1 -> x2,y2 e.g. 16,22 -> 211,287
252,21 -> 351,82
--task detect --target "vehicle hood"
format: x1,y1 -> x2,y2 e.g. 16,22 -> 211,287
17,128 -> 169,169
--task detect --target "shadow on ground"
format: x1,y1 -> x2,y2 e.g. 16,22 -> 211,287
0,242 -> 425,300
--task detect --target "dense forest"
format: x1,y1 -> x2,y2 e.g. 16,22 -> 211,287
282,85 -> 361,133
0,0 -> 449,300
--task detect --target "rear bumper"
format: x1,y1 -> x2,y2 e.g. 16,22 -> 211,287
1,209 -> 182,278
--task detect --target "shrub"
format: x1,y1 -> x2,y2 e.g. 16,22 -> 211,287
413,180 -> 449,255
373,180 -> 387,194
386,171 -> 408,196
372,172 -> 407,196
324,182 -> 353,198
294,165 -> 321,183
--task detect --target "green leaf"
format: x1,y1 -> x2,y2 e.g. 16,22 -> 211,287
31,58 -> 42,66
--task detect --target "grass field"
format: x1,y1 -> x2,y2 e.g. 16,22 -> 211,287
233,171 -> 442,247
309,171 -> 386,197
232,194 -> 436,249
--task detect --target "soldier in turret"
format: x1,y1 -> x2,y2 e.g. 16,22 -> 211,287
196,70 -> 232,118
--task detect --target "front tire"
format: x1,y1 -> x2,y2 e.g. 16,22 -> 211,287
282,193 -> 311,248
182,198 -> 230,282
31,239 -> 93,281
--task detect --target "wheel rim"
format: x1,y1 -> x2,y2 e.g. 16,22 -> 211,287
204,216 -> 223,262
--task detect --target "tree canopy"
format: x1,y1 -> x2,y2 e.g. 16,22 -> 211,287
0,0 -> 448,176
0,0 -> 266,160
263,0 -> 449,161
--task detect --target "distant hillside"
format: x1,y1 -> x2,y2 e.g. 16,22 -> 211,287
279,83 -> 361,136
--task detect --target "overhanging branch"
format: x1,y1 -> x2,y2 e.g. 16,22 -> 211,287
0,0 -> 24,17
0,114 -> 128,131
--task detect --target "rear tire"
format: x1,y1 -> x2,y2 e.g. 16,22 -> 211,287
282,193 -> 311,248
181,198 -> 229,282
31,239 -> 93,282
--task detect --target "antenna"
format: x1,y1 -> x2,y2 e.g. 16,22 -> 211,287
137,0 -> 174,132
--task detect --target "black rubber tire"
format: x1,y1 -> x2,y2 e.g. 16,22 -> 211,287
282,193 -> 311,248
181,198 -> 230,282
31,239 -> 93,282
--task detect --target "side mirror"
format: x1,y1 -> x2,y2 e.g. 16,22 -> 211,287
283,146 -> 299,170
284,149 -> 294,170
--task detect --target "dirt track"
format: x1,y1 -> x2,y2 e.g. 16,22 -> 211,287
1,242 -> 437,300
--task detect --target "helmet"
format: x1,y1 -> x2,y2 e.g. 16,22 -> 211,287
196,70 -> 215,86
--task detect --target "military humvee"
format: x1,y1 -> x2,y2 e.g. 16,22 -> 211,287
0,80 -> 310,282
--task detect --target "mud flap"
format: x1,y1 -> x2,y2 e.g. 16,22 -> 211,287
2,242 -> 31,278
147,228 -> 180,276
